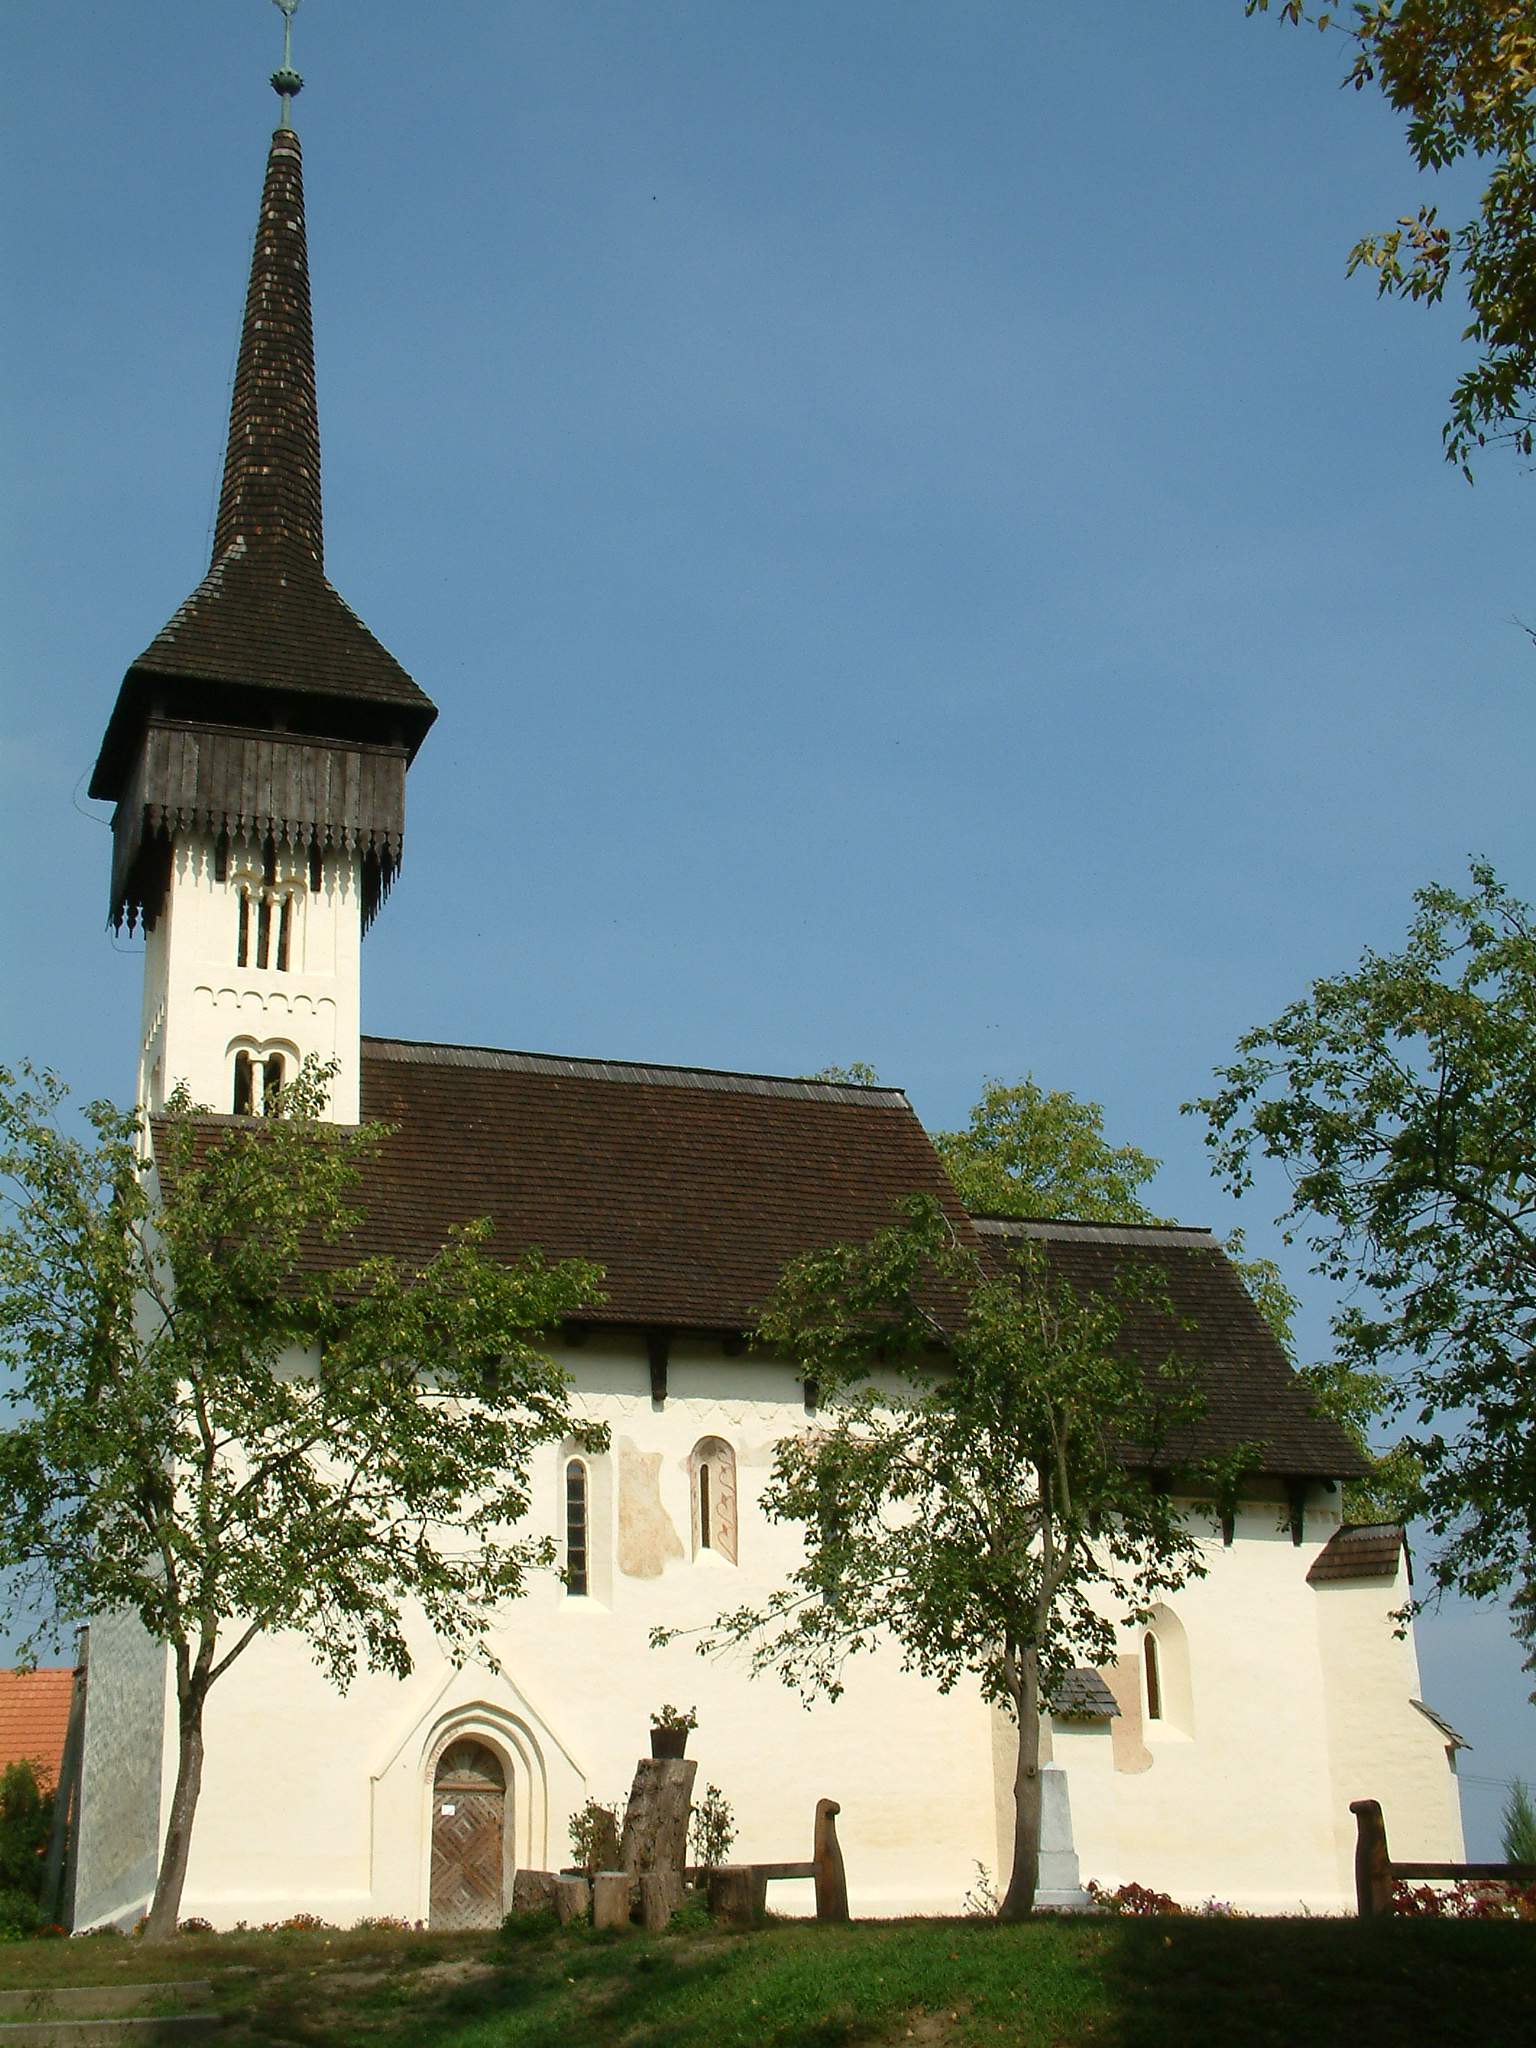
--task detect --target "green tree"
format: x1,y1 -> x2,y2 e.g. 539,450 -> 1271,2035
933,1077 -> 1162,1224
1193,864 -> 1536,1680
0,1061 -> 603,1938
1248,2 -> 1536,471
658,1195 -> 1215,1920
1502,1776 -> 1536,1862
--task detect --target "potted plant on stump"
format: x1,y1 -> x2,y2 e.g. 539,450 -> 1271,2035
650,1703 -> 697,1760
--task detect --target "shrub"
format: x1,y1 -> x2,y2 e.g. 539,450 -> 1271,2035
689,1783 -> 737,1871
1085,1879 -> 1183,1917
177,1917 -> 215,1935
1502,1779 -> 1536,1866
568,1797 -> 622,1876
0,1887 -> 43,1940
961,1863 -> 1000,1917
1391,1877 -> 1536,1920
0,1762 -> 53,1902
351,1914 -> 416,1932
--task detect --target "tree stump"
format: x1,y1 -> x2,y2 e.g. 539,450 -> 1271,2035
510,1869 -> 559,1916
592,1870 -> 633,1930
619,1757 -> 697,1884
708,1865 -> 767,1927
813,1798 -> 850,1922
639,1870 -> 680,1932
552,1875 -> 590,1925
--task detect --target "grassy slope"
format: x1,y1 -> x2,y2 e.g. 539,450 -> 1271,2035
0,1915 -> 1529,2047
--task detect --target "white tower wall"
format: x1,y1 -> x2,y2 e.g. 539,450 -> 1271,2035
137,829 -> 362,1123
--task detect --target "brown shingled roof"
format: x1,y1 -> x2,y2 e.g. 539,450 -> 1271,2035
154,1039 -> 1366,1479
1307,1523 -> 1407,1584
0,1669 -> 74,1790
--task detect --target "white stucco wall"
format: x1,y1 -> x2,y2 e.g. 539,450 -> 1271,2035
82,1337 -> 1462,1928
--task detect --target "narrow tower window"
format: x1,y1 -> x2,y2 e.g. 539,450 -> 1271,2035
237,888 -> 251,968
276,892 -> 293,972
256,893 -> 273,969
232,1050 -> 254,1116
1144,1631 -> 1162,1722
565,1460 -> 589,1596
262,1053 -> 284,1113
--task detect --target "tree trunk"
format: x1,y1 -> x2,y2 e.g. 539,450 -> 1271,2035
142,1690 -> 205,1940
998,1650 -> 1041,1922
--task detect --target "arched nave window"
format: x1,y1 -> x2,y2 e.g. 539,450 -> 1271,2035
1141,1604 -> 1194,1736
565,1458 -> 589,1597
690,1437 -> 738,1563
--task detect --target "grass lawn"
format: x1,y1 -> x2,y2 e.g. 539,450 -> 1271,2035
0,1913 -> 1529,2047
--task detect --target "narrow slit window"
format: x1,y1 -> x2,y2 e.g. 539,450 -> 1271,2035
1144,1632 -> 1162,1722
276,893 -> 292,972
214,832 -> 229,884
262,1053 -> 284,1113
565,1460 -> 589,1596
309,844 -> 324,894
232,1050 -> 254,1116
256,894 -> 272,969
237,888 -> 250,967
689,1437 -> 737,1564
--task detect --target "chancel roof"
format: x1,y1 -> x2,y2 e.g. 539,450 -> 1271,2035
969,1216 -> 1368,1479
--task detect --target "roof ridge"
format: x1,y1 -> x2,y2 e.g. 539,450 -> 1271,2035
972,1215 -> 1218,1246
360,1035 -> 913,1107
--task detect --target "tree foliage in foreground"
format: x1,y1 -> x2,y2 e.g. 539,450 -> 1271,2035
0,1061 -> 604,1937
1249,1 -> 1536,472
657,1195 -> 1218,1920
1194,864 -> 1535,1682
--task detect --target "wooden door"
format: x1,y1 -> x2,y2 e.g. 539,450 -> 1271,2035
430,1740 -> 507,1930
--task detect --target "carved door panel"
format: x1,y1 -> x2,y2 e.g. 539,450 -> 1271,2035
430,1741 -> 507,1930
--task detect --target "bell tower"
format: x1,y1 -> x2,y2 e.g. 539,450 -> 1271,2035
89,9 -> 435,1123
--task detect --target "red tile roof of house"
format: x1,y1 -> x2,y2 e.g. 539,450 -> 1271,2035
0,1670 -> 75,1789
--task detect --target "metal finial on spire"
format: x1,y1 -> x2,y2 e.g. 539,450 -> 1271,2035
271,0 -> 304,126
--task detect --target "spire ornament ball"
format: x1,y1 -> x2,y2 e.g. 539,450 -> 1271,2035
271,0 -> 304,125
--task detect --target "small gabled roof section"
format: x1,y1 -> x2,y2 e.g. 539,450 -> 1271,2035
1411,1699 -> 1470,1751
1047,1669 -> 1120,1720
1306,1523 -> 1407,1585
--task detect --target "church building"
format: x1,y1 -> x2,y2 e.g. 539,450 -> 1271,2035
71,42 -> 1464,1928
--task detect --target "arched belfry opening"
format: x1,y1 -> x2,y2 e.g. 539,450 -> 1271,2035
429,1739 -> 509,1929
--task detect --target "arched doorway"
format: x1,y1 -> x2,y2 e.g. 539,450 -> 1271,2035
429,1739 -> 508,1929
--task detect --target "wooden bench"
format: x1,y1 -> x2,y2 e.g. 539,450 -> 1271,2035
707,1797 -> 849,1926
1350,1798 -> 1536,1916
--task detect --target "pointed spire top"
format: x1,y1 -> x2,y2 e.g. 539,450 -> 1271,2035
212,117 -> 322,568
271,0 -> 304,127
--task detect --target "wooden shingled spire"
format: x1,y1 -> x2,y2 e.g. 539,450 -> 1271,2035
91,103 -> 436,932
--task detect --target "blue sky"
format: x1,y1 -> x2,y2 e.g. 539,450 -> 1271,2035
2,3 -> 1531,1856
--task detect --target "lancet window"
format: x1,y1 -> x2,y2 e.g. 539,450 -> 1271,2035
690,1437 -> 738,1563
565,1459 -> 589,1596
